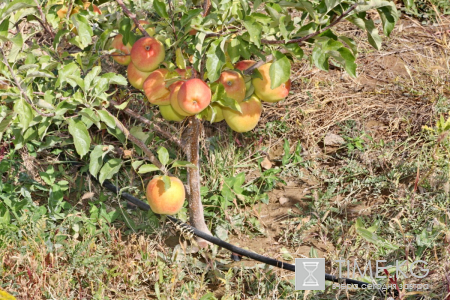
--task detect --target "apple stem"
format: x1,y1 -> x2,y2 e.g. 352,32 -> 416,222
182,116 -> 211,248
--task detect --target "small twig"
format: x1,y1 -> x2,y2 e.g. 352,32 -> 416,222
115,0 -> 150,38
109,99 -> 182,149
202,0 -> 212,17
0,49 -> 55,117
103,108 -> 172,175
167,0 -> 178,41
33,0 -> 55,38
33,91 -> 70,100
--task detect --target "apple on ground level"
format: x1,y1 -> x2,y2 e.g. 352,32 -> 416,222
177,79 -> 211,115
130,37 -> 165,72
146,176 -> 186,215
252,63 -> 291,102
223,95 -> 262,132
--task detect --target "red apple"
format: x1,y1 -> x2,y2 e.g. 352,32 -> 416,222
127,63 -> 152,90
235,60 -> 256,71
177,79 -> 211,114
143,69 -> 171,105
111,34 -> 132,65
146,176 -> 186,215
169,81 -> 194,117
130,37 -> 165,72
218,70 -> 246,102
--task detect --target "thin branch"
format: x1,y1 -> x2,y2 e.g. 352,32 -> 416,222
33,0 -> 55,38
115,0 -> 150,38
0,49 -> 55,117
202,0 -> 212,17
103,108 -> 172,176
261,3 -> 358,45
109,99 -> 182,149
243,3 -> 358,75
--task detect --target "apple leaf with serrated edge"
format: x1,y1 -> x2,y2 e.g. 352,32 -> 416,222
161,175 -> 171,191
211,84 -> 241,113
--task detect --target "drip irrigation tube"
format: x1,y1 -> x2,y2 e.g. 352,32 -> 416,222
101,180 -> 380,291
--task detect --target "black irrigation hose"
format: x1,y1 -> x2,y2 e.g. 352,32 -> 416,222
101,179 -> 378,291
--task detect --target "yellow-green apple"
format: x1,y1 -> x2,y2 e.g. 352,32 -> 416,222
203,103 -> 224,123
159,104 -> 185,122
133,20 -> 156,36
169,81 -> 194,117
130,37 -> 165,72
218,70 -> 246,102
223,95 -> 262,132
127,63 -> 151,90
252,63 -> 291,102
146,176 -> 186,215
235,60 -> 256,71
111,34 -> 132,65
177,79 -> 211,114
143,68 -> 171,105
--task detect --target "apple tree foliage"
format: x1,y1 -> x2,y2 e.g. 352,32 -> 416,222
0,0 -> 398,219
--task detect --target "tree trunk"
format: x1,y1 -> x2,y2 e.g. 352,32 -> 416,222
182,116 -> 211,248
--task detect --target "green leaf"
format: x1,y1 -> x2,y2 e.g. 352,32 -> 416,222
56,62 -> 81,88
284,43 -> 304,60
337,47 -> 357,78
102,73 -> 127,85
68,118 -> 91,158
243,16 -> 262,47
175,48 -> 186,69
1,0 -> 36,18
89,145 -> 104,177
0,19 -> 9,37
98,158 -> 122,185
157,147 -> 169,166
53,29 -> 69,49
181,8 -> 202,28
119,18 -> 132,45
312,44 -> 329,71
279,15 -> 289,42
356,228 -> 399,250
269,51 -> 291,89
73,14 -> 92,49
154,0 -> 169,19
132,160 -> 144,170
161,175 -> 171,191
377,6 -> 399,37
206,39 -> 225,82
212,84 -> 241,113
97,110 -> 116,128
138,164 -> 160,174
0,107 -> 14,141
130,126 -> 148,142
13,98 -> 34,131
171,161 -> 197,169
84,66 -> 102,91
